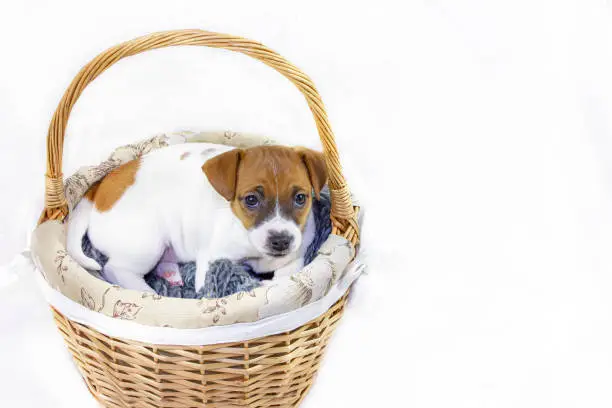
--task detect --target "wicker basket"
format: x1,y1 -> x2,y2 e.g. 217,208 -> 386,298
38,30 -> 359,408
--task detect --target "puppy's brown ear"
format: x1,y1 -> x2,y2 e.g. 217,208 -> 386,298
296,147 -> 328,199
202,149 -> 243,201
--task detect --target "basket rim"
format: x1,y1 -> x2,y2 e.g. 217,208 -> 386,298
31,131 -> 364,332
37,259 -> 364,345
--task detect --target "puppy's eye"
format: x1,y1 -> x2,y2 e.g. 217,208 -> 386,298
294,193 -> 307,207
244,194 -> 260,209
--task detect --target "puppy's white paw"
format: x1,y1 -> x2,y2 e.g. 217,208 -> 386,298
194,268 -> 207,292
274,258 -> 304,279
260,279 -> 276,287
195,252 -> 212,292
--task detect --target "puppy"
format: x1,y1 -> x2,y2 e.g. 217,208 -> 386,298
66,143 -> 328,293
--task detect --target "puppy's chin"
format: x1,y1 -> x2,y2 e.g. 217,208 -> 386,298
264,250 -> 292,259
254,242 -> 299,260
267,252 -> 288,258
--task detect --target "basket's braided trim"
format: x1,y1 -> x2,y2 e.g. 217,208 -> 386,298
329,186 -> 353,218
51,292 -> 348,408
45,173 -> 66,208
43,30 -> 356,237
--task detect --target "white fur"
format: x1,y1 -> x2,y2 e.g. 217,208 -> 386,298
66,143 -> 315,292
67,199 -> 102,271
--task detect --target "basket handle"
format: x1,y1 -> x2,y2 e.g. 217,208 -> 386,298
42,29 -> 358,241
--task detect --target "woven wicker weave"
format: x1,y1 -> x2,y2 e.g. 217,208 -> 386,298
39,29 -> 359,408
52,295 -> 347,408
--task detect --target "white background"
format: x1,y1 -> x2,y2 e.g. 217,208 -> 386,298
1,0 -> 612,407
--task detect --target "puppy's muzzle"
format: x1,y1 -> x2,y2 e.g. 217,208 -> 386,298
266,230 -> 294,257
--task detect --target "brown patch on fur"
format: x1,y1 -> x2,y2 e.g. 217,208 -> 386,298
84,182 -> 100,202
202,149 -> 243,201
295,147 -> 328,199
87,159 -> 141,212
180,152 -> 191,160
204,146 -> 327,231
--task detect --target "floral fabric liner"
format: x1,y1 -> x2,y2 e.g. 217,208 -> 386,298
30,131 -> 356,329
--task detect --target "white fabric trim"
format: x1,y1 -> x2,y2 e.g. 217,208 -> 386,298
36,254 -> 366,345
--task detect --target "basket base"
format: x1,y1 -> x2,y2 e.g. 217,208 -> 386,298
51,294 -> 347,408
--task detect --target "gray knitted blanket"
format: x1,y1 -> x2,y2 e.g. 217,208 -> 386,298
81,189 -> 332,299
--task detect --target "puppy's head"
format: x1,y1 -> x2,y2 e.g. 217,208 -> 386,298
202,145 -> 327,259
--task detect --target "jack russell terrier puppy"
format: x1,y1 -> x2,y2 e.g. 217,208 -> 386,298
66,143 -> 328,293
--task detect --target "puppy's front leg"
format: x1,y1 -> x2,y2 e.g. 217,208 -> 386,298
274,258 -> 305,280
194,251 -> 211,292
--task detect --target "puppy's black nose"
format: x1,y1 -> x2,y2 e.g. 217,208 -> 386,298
267,231 -> 294,253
